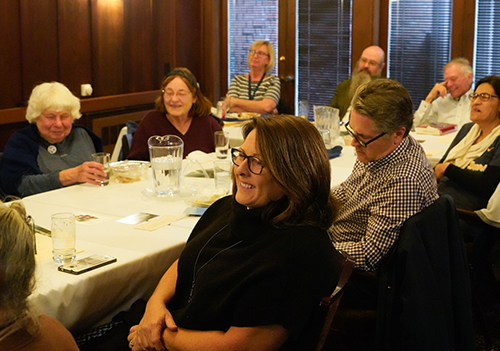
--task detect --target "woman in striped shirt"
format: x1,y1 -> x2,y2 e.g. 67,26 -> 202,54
225,40 -> 281,114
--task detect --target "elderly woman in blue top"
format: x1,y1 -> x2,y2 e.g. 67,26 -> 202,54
224,40 -> 281,114
0,82 -> 105,197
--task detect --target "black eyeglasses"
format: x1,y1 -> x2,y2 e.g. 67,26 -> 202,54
345,121 -> 386,148
231,148 -> 264,175
469,92 -> 499,102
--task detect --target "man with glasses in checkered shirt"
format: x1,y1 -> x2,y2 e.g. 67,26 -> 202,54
330,79 -> 439,308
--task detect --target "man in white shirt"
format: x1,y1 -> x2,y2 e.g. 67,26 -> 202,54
414,58 -> 473,128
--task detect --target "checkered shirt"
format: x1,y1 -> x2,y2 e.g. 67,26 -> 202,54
331,136 -> 438,270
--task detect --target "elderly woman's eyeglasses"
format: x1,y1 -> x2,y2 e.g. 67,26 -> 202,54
231,148 -> 264,175
162,89 -> 190,99
249,50 -> 270,57
345,122 -> 386,148
469,93 -> 499,102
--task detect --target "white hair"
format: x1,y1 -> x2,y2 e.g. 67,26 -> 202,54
25,82 -> 81,123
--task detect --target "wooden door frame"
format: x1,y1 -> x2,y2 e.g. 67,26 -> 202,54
278,0 -> 296,114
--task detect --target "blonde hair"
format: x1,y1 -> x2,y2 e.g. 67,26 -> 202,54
26,82 -> 81,123
247,40 -> 276,74
0,201 -> 36,313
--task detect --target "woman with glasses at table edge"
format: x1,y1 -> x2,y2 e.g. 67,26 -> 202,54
224,40 -> 281,114
127,115 -> 342,351
127,67 -> 222,160
435,75 -> 500,211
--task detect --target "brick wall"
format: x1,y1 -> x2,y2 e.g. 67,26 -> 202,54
228,0 -> 279,82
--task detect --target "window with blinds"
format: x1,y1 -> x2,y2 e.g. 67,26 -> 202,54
227,1 -> 278,85
388,0 -> 452,105
474,0 -> 500,80
297,0 -> 352,119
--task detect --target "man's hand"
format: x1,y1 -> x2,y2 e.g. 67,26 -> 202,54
425,82 -> 448,103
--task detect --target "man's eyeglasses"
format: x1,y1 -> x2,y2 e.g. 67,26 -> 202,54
249,50 -> 270,57
359,57 -> 381,67
469,92 -> 499,102
345,122 -> 386,148
231,148 -> 264,175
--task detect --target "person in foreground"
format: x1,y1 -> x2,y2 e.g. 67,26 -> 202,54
0,82 -> 105,197
414,58 -> 473,128
224,40 -> 281,114
435,75 -> 500,211
330,79 -> 438,306
127,67 -> 222,160
330,45 -> 385,122
0,201 -> 79,350
127,115 -> 342,351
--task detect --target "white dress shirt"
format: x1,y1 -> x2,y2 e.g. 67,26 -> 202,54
413,87 -> 473,128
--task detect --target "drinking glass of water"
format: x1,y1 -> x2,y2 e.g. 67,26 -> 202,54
51,212 -> 76,264
148,135 -> 184,197
214,159 -> 232,195
91,152 -> 110,186
214,131 -> 229,159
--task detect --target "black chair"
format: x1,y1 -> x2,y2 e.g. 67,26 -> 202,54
328,195 -> 475,351
376,194 -> 475,351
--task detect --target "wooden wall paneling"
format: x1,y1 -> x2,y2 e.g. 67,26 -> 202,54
20,0 -> 59,101
451,0 -> 475,64
91,0 -> 125,96
278,0 -> 296,112
175,0 -> 202,81
378,0 -> 389,68
57,0 -> 93,98
153,0 -> 177,87
123,0 -> 155,92
219,0 -> 228,99
201,0 -> 223,104
351,0 -> 380,70
0,1 -> 22,109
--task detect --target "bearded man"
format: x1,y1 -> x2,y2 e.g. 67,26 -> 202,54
330,45 -> 385,122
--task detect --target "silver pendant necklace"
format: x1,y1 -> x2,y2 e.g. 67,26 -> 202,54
188,224 -> 242,303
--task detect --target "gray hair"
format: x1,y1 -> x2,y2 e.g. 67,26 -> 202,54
351,79 -> 413,137
0,201 -> 36,316
247,40 -> 276,74
26,82 -> 81,123
444,58 -> 473,76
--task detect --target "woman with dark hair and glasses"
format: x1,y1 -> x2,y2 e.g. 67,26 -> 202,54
224,40 -> 281,114
435,75 -> 500,210
127,115 -> 342,351
0,201 -> 79,350
127,67 -> 222,160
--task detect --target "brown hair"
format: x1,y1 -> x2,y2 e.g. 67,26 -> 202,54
351,79 -> 413,137
238,115 -> 337,229
154,67 -> 212,117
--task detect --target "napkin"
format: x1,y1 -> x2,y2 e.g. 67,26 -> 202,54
328,145 -> 343,159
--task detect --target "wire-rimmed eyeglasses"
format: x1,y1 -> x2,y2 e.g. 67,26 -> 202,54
231,148 -> 264,175
469,92 -> 499,102
345,122 -> 386,148
249,50 -> 270,57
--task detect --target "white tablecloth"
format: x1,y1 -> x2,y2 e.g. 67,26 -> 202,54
23,126 -> 455,333
24,179 -> 203,333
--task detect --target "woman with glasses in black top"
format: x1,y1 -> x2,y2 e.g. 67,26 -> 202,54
127,115 -> 342,351
435,75 -> 500,211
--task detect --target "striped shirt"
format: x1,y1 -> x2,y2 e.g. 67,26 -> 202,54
331,136 -> 438,270
227,74 -> 281,104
